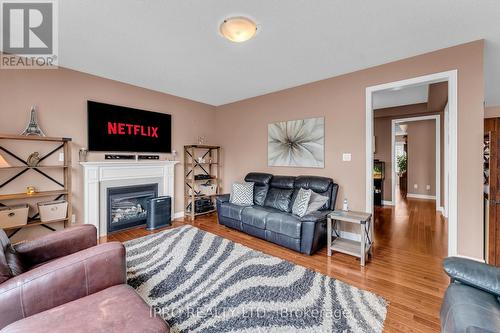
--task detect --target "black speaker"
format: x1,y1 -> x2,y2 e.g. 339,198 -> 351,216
146,196 -> 171,230
105,154 -> 135,160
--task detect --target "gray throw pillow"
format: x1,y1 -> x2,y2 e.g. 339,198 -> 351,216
306,191 -> 329,215
230,182 -> 254,206
292,188 -> 312,217
0,248 -> 11,283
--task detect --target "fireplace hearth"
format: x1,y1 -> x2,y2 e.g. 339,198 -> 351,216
107,184 -> 158,233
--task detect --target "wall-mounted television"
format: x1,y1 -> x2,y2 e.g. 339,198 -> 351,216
87,101 -> 172,153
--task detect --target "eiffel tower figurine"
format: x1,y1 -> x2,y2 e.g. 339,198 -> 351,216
21,106 -> 46,137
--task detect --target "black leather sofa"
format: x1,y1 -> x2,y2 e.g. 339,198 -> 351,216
441,257 -> 500,332
216,173 -> 338,255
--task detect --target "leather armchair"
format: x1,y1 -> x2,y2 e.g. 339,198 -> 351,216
0,225 -> 125,329
441,257 -> 500,332
14,224 -> 97,267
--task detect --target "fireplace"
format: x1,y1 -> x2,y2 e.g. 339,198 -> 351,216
107,183 -> 158,233
81,161 -> 178,237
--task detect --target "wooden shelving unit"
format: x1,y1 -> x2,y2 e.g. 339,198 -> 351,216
184,145 -> 221,220
0,134 -> 72,237
0,190 -> 69,201
0,165 -> 69,170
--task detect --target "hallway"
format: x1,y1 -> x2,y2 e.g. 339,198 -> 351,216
375,191 -> 447,257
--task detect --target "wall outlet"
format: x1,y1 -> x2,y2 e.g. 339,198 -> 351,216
71,214 -> 76,224
414,184 -> 418,189
342,153 -> 352,162
59,152 -> 64,162
426,185 -> 431,191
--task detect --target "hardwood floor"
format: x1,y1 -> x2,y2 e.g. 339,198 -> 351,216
101,197 -> 448,333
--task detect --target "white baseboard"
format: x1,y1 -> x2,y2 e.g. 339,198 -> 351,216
381,200 -> 394,206
407,193 -> 436,200
452,255 -> 485,263
173,211 -> 185,219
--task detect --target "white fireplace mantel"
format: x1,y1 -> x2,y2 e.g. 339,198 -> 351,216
81,160 -> 179,237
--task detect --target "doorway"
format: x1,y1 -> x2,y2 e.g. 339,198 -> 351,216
366,70 -> 458,256
391,115 -> 441,211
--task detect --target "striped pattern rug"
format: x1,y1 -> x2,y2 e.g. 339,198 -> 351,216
125,225 -> 387,333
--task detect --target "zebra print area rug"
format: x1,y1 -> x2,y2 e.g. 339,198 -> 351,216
125,225 -> 387,333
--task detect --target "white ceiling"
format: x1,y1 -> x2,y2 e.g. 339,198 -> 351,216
51,1 -> 500,106
373,85 -> 429,110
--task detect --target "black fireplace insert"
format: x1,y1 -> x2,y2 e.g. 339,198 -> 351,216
107,183 -> 158,233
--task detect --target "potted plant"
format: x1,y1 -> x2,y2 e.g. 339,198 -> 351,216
373,165 -> 383,179
397,154 -> 407,176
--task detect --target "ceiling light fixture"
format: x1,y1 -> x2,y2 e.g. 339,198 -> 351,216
220,16 -> 257,43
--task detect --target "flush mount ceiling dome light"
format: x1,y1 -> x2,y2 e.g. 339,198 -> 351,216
220,16 -> 257,43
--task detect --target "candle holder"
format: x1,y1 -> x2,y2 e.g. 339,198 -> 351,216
26,186 -> 36,195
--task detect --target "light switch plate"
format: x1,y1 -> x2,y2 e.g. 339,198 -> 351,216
426,185 -> 431,190
342,153 -> 352,162
414,184 -> 418,189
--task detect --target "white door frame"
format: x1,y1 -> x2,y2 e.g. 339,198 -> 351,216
443,102 -> 450,218
391,115 -> 441,211
366,70 -> 458,256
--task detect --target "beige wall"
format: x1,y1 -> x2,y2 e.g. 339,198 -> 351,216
407,120 -> 436,196
0,67 -> 216,242
428,82 -> 448,112
374,103 -> 429,119
215,40 -> 485,259
485,106 -> 500,118
374,117 -> 392,201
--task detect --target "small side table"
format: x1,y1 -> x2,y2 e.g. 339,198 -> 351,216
327,210 -> 373,266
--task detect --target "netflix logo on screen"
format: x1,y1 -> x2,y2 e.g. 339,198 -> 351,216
87,101 -> 172,153
107,122 -> 159,138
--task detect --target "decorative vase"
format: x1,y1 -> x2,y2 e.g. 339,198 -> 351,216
79,148 -> 88,162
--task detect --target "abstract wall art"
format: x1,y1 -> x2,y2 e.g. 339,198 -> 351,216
268,117 -> 324,168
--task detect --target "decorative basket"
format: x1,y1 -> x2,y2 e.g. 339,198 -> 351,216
0,204 -> 29,228
199,184 -> 217,196
37,200 -> 68,222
